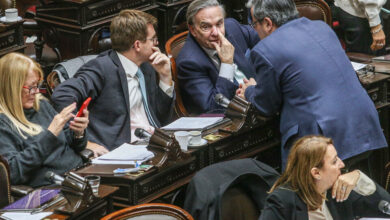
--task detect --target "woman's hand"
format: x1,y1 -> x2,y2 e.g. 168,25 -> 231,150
87,141 -> 109,157
48,103 -> 77,136
332,170 -> 360,202
370,25 -> 386,51
70,108 -> 89,137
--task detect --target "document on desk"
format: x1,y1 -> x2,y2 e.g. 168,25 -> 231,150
92,143 -> 154,165
1,212 -> 52,220
351,61 -> 367,71
162,117 -> 225,130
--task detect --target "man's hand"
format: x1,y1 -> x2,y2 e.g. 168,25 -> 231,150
87,141 -> 109,158
332,170 -> 360,202
149,46 -> 172,86
370,24 -> 386,51
236,78 -> 257,99
211,31 -> 235,64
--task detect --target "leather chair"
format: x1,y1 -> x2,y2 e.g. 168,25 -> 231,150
0,155 -> 11,208
101,203 -> 194,220
165,31 -> 189,118
46,54 -> 98,96
295,0 -> 332,26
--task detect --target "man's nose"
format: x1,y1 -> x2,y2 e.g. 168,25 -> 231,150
210,26 -> 219,36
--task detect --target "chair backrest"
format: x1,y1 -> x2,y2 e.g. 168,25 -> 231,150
165,31 -> 189,118
46,55 -> 98,96
101,203 -> 194,220
295,0 -> 332,26
0,155 -> 11,208
184,159 -> 279,220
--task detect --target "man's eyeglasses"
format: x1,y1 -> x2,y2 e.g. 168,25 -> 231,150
22,83 -> 43,94
147,36 -> 158,44
250,20 -> 259,29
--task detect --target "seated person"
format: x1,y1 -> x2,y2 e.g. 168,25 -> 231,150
51,9 -> 175,155
260,135 -> 390,220
176,0 -> 259,114
0,53 -> 89,187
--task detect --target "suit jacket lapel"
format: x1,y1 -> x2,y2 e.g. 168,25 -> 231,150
294,193 -> 309,220
188,33 -> 219,74
109,51 -> 130,114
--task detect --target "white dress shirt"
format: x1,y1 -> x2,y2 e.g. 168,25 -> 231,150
335,0 -> 386,27
116,52 -> 174,141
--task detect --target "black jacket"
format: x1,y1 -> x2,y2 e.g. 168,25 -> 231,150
260,182 -> 390,220
184,159 -> 279,220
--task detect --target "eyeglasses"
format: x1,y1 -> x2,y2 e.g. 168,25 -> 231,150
147,36 -> 158,44
22,83 -> 43,94
250,20 -> 259,29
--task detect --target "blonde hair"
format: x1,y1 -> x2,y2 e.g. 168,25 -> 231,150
270,135 -> 332,210
0,53 -> 44,138
110,9 -> 157,52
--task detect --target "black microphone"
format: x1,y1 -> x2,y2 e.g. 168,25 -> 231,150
135,128 -> 152,139
379,200 -> 390,215
214,93 -> 230,108
45,171 -> 64,185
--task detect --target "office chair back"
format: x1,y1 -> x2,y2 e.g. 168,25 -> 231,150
295,0 -> 332,26
165,31 -> 189,117
102,203 -> 194,220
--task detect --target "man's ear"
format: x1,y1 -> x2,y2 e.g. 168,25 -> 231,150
133,40 -> 141,52
188,24 -> 196,37
263,17 -> 275,34
311,167 -> 321,181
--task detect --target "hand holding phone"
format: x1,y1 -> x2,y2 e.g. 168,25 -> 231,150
76,97 -> 91,117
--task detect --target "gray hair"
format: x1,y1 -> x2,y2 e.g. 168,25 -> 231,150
252,0 -> 299,27
186,0 -> 226,25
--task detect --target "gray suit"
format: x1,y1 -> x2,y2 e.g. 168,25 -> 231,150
51,49 -> 175,150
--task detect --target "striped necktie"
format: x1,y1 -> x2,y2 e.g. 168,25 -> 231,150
136,68 -> 157,127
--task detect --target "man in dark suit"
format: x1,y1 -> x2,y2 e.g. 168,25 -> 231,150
237,0 -> 387,167
176,0 -> 259,114
51,10 -> 174,155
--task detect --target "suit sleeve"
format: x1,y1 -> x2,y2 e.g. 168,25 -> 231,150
178,59 -> 237,113
351,182 -> 390,218
51,60 -> 105,113
245,49 -> 282,117
238,22 -> 260,49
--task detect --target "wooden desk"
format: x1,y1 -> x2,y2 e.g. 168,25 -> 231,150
0,20 -> 26,57
75,117 -> 280,208
44,185 -> 118,220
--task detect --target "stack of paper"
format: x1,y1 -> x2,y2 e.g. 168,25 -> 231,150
162,117 -> 224,130
92,143 -> 154,165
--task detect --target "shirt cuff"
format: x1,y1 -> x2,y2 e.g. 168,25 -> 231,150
368,14 -> 381,27
219,63 -> 235,82
353,170 -> 376,196
159,80 -> 174,98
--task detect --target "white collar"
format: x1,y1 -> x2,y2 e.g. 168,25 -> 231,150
116,51 -> 139,78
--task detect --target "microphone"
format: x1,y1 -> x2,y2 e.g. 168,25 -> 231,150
135,128 -> 152,139
214,93 -> 230,108
379,200 -> 390,215
45,171 -> 64,185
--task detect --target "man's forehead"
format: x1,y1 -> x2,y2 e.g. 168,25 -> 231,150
195,6 -> 224,22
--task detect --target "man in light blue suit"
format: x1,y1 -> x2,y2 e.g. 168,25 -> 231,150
176,0 -> 259,114
238,0 -> 387,168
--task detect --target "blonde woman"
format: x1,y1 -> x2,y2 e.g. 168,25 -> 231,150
0,53 -> 89,187
260,135 -> 390,220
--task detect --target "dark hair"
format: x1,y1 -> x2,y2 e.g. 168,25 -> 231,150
252,0 -> 299,27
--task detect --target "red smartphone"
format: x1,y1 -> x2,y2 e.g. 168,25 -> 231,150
76,97 -> 91,117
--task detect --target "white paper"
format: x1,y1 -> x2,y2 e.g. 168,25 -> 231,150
91,143 -> 154,165
1,212 -> 52,220
351,61 -> 367,71
162,117 -> 224,130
